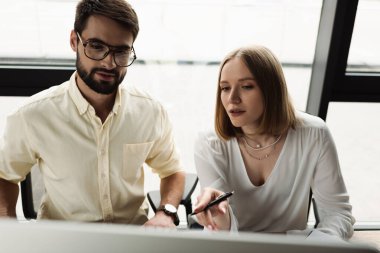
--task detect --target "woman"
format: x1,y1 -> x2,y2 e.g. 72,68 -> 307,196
193,45 -> 355,239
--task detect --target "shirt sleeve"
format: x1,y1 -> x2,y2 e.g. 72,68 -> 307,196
194,131 -> 230,191
146,104 -> 184,178
194,131 -> 238,230
311,125 -> 355,239
0,110 -> 36,183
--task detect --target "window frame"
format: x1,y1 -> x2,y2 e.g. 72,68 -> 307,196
307,0 -> 380,229
307,0 -> 380,120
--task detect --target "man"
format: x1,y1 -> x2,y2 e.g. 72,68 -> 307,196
0,0 -> 185,228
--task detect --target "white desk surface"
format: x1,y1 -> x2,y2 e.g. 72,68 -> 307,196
351,231 -> 380,251
0,219 -> 378,253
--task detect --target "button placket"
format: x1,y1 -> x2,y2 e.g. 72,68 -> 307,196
96,121 -> 113,221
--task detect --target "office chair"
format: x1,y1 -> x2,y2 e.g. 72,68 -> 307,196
308,189 -> 320,228
147,173 -> 199,227
20,165 -> 44,219
147,185 -> 319,230
21,168 -> 200,225
21,171 -> 319,229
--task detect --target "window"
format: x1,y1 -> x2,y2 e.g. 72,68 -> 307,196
126,0 -> 323,178
1,0 -> 323,219
326,102 -> 380,223
307,0 -> 380,225
347,0 -> 380,72
1,0 -> 323,183
0,0 -> 75,62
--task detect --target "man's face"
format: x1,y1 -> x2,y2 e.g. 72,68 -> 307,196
71,15 -> 134,95
75,52 -> 126,95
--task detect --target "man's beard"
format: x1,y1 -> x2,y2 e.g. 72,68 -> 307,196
76,55 -> 126,95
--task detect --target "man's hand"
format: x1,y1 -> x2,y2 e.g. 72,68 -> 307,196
143,211 -> 176,228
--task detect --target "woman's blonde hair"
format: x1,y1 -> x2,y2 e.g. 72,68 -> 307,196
215,45 -> 298,141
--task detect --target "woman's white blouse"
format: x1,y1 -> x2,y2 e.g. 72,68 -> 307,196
194,112 -> 355,239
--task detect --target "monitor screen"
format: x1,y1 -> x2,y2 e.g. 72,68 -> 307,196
0,219 -> 377,253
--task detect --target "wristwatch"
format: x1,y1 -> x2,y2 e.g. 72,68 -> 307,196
157,204 -> 180,226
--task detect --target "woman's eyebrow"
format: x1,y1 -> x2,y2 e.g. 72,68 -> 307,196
237,77 -> 255,82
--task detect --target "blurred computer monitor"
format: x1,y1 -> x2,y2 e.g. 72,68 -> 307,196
0,219 -> 377,253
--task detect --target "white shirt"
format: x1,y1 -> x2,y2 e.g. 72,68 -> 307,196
194,112 -> 355,239
0,72 -> 183,224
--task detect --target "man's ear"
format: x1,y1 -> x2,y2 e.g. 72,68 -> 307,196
70,30 -> 78,52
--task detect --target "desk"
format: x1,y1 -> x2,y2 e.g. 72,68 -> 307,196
0,220 -> 378,253
351,231 -> 380,250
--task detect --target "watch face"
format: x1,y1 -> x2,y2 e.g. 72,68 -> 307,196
164,204 -> 177,213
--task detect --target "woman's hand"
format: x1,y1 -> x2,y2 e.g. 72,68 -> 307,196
193,187 -> 231,231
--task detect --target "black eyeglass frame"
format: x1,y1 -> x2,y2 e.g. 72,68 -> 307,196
76,32 -> 137,67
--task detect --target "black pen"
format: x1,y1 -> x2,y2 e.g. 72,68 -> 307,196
191,191 -> 234,215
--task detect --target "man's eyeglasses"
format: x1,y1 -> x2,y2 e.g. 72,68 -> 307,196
76,32 -> 136,67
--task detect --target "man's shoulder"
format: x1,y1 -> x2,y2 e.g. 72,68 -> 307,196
123,85 -> 152,99
15,81 -> 69,114
121,85 -> 162,109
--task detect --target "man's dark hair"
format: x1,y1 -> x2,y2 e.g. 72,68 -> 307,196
74,0 -> 139,41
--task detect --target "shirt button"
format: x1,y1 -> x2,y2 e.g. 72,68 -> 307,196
101,173 -> 106,178
99,149 -> 106,155
103,194 -> 108,200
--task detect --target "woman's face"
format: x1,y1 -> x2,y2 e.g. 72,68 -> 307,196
220,57 -> 264,133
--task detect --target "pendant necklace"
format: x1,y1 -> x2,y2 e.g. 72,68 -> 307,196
242,134 -> 282,151
241,134 -> 282,160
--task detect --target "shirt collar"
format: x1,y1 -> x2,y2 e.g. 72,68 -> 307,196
69,72 -> 89,115
112,85 -> 122,115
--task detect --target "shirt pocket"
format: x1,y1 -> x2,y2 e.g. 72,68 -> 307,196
122,142 -> 154,180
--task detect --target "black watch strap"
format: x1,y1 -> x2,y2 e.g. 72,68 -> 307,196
157,204 -> 180,226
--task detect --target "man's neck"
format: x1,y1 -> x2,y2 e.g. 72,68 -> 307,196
76,77 -> 116,123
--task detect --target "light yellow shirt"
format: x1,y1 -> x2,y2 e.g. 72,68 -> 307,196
0,72 -> 183,224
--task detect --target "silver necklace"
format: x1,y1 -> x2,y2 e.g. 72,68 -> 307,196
243,141 -> 276,160
242,134 -> 282,151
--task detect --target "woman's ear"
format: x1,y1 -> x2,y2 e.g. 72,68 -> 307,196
70,30 -> 77,52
